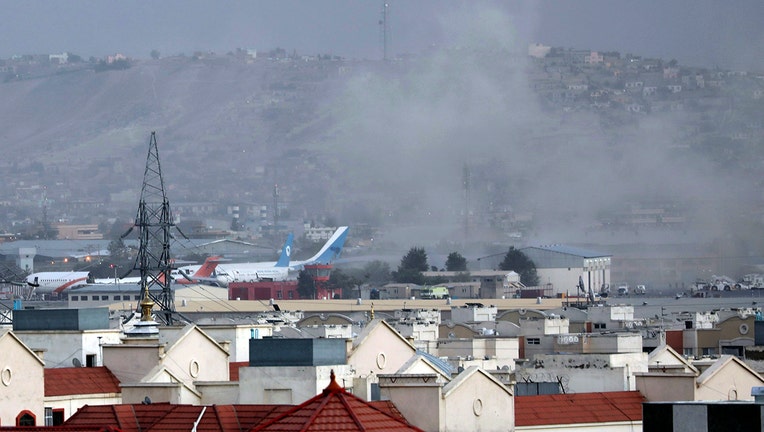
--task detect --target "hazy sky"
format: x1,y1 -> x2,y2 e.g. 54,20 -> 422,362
2,0 -> 763,69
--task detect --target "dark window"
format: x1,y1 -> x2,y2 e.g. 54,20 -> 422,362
17,412 -> 35,426
113,295 -> 121,301
80,296 -> 88,301
86,354 -> 97,367
70,296 -> 78,301
101,296 -> 109,301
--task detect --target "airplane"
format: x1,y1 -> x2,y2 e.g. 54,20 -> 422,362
25,271 -> 94,297
177,226 -> 348,286
175,232 -> 294,286
92,256 -> 224,286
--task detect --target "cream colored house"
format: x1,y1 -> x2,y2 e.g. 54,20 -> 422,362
636,344 -> 764,402
348,319 -> 417,400
102,324 -> 230,404
0,330 -> 45,427
380,366 -> 514,432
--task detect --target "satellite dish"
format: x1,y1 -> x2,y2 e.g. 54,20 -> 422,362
72,358 -> 82,367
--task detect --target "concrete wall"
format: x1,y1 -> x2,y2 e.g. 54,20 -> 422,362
348,325 -> 416,381
238,365 -> 351,404
519,352 -> 648,393
635,374 -> 697,401
379,376 -> 443,432
199,324 -> 273,362
442,371 -> 514,432
15,329 -> 121,368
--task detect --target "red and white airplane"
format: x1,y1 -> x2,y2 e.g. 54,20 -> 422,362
26,256 -> 223,296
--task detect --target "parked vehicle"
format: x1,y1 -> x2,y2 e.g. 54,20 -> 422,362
634,284 -> 646,295
617,283 -> 629,296
420,286 -> 449,299
741,274 -> 764,289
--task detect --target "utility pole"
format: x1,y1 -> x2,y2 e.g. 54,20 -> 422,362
124,132 -> 177,324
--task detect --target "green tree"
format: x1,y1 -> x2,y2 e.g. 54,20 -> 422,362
499,247 -> 539,286
394,247 -> 428,284
296,270 -> 315,299
326,269 -> 362,299
445,252 -> 467,271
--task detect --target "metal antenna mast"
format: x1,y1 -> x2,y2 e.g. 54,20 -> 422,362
379,2 -> 390,61
273,183 -> 279,231
126,132 -> 176,324
463,163 -> 471,239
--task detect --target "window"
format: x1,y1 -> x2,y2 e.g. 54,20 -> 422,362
86,354 -> 97,367
113,295 -> 121,301
527,338 -> 540,345
80,296 -> 88,301
702,347 -> 717,356
594,323 -> 606,329
45,407 -> 64,426
101,296 -> 109,301
288,291 -> 294,299
135,295 -> 141,300
70,296 -> 78,301
16,411 -> 35,426
277,291 -> 283,299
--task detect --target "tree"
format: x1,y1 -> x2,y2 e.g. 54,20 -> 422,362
150,50 -> 160,60
296,270 -> 315,299
393,247 -> 428,284
445,252 -> 467,271
326,269 -> 362,299
499,247 -> 539,286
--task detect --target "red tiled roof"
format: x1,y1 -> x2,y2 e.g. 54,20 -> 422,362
515,391 -> 644,426
45,367 -> 121,397
63,403 -> 291,432
230,361 -> 248,381
249,370 -> 424,432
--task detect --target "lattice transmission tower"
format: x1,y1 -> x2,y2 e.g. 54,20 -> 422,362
123,132 -> 177,324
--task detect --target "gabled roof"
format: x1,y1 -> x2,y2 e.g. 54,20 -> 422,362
160,324 -> 230,357
352,318 -> 415,351
442,366 -> 512,399
250,370 -> 424,431
696,355 -> 764,387
45,366 -> 121,397
647,344 -> 699,375
514,391 -> 644,426
396,353 -> 452,381
0,329 -> 45,367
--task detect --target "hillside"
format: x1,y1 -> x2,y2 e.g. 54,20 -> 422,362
1,49 -> 764,256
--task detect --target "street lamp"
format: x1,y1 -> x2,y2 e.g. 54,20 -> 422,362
110,264 -> 119,285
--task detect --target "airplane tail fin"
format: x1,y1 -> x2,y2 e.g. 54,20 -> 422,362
304,226 -> 349,265
275,233 -> 294,268
193,256 -> 221,278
